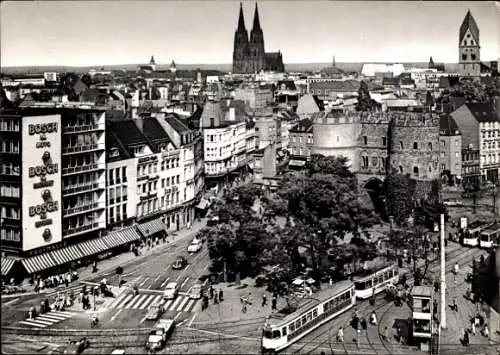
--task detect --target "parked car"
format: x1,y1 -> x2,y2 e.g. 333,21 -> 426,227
146,301 -> 164,320
145,319 -> 175,351
63,338 -> 90,354
172,255 -> 187,270
443,199 -> 463,207
163,282 -> 179,300
187,239 -> 202,253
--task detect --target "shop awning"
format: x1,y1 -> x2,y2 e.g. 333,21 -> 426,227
21,253 -> 56,275
1,257 -> 16,277
77,238 -> 108,257
48,245 -> 84,266
137,218 -> 166,237
118,227 -> 141,244
101,231 -> 126,249
195,199 -> 209,210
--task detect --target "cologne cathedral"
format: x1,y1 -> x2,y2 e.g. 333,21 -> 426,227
232,3 -> 285,74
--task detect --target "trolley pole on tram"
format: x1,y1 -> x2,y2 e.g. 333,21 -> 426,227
440,213 -> 446,330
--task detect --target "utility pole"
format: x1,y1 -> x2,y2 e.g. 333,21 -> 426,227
440,213 -> 446,330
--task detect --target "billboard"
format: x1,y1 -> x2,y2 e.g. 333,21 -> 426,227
22,115 -> 62,251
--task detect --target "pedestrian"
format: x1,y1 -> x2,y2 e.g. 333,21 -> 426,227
337,327 -> 344,343
219,288 -> 223,302
471,321 -> 476,336
483,324 -> 489,338
452,298 -> 458,312
64,276 -> 69,288
214,289 -> 219,304
247,292 -> 252,305
242,301 -> 247,313
433,299 -> 438,314
271,296 -> 277,310
370,288 -> 376,306
209,285 -> 214,299
370,311 -> 377,326
262,294 -> 267,307
383,326 -> 390,343
463,328 -> 469,346
397,326 -> 402,343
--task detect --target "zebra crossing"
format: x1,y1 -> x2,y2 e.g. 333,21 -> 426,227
19,310 -> 75,328
108,292 -> 199,313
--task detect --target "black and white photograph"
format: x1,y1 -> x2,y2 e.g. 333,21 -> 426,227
1,1 -> 499,354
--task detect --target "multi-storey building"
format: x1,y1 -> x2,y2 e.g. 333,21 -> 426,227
233,85 -> 273,110
199,100 -> 255,191
288,118 -> 313,169
1,102 -> 109,277
439,114 -> 463,185
451,103 -> 500,183
458,10 -> 481,77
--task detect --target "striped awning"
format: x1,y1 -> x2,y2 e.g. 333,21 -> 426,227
137,218 -> 166,237
118,227 -> 141,244
77,238 -> 108,257
48,245 -> 84,266
21,253 -> 56,275
101,231 -> 126,249
1,257 -> 16,277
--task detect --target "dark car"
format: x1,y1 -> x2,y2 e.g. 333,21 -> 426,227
63,338 -> 90,354
172,256 -> 187,270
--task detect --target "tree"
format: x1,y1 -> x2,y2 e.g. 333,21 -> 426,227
383,173 -> 416,226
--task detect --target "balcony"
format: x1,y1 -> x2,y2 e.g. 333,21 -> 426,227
63,123 -> 105,134
63,202 -> 104,217
63,163 -> 105,175
62,143 -> 105,155
63,222 -> 104,237
62,181 -> 106,195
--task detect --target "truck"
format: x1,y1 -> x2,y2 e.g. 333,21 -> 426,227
145,319 -> 175,351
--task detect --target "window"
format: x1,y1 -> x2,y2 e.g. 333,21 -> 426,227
441,164 -> 446,170
382,137 -> 387,146
109,207 -> 114,224
471,54 -> 476,60
400,141 -> 404,150
122,204 -> 127,220
108,170 -> 114,185
413,166 -> 419,177
363,136 -> 368,145
122,186 -> 127,201
115,168 -> 120,184
122,167 -> 127,182
399,166 -> 403,174
177,175 -> 180,184
462,54 -> 467,61
455,152 -> 459,158
428,143 -> 432,151
441,140 -> 446,148
413,142 -> 418,150
371,157 -> 378,166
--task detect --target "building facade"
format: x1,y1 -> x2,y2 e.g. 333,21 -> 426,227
439,114 -> 463,185
288,118 -> 314,165
232,3 -> 284,74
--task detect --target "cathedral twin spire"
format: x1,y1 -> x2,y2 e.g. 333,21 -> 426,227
236,3 -> 262,36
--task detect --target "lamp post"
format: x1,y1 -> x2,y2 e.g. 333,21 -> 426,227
493,183 -> 498,217
93,286 -> 98,311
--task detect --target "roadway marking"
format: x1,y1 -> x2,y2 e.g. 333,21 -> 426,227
181,277 -> 190,289
176,296 -> 190,311
203,264 -> 209,271
125,295 -> 148,309
138,277 -> 149,288
114,294 -> 134,309
188,313 -> 197,327
175,273 -> 183,281
163,299 -> 173,310
174,312 -> 183,321
3,298 -> 19,305
185,299 -> 196,312
139,295 -> 156,310
185,265 -> 192,272
169,297 -> 183,310
160,278 -> 170,288
110,309 -> 122,322
139,315 -> 148,324
109,292 -> 128,308
154,274 -> 163,283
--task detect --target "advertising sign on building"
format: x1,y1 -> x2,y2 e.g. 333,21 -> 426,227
22,115 -> 62,251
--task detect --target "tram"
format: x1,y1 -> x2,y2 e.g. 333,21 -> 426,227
261,280 -> 355,353
479,222 -> 500,249
462,221 -> 491,247
353,264 -> 399,299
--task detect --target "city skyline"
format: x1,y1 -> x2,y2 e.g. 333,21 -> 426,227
1,1 -> 500,67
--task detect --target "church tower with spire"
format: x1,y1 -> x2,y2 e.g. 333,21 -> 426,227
232,3 -> 284,74
232,3 -> 250,73
458,10 -> 481,77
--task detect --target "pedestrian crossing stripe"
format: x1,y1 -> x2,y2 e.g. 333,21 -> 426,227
108,293 -> 199,313
19,311 -> 75,328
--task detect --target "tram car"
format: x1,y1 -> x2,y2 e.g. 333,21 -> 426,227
353,264 -> 399,299
261,280 -> 355,353
462,221 -> 491,247
479,222 -> 500,249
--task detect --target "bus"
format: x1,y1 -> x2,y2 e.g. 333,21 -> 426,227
463,221 -> 492,247
353,264 -> 399,299
479,223 -> 500,249
261,280 -> 355,353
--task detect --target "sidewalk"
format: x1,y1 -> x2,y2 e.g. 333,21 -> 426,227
12,219 -> 207,297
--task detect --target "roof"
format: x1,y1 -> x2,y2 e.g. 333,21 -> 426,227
382,77 -> 399,86
412,286 -> 433,298
290,118 -> 313,133
439,114 -> 461,136
465,103 -> 499,123
310,80 -> 381,92
106,129 -> 132,161
108,120 -> 149,148
459,10 -> 480,43
139,117 -> 171,143
276,80 -> 297,91
164,113 -> 191,134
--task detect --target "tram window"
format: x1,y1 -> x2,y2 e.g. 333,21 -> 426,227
313,309 -> 318,318
295,320 -> 301,329
289,323 -> 295,332
282,327 -> 287,336
273,330 -> 281,339
263,330 -> 273,338
307,312 -> 312,322
301,315 -> 307,325
373,276 -> 380,285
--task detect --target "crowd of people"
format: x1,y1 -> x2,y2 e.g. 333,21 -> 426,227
32,271 -> 79,293
201,284 -> 223,311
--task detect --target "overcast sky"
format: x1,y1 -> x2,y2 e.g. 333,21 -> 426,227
1,1 -> 499,67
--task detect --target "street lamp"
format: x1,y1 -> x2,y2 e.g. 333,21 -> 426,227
493,183 -> 498,217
